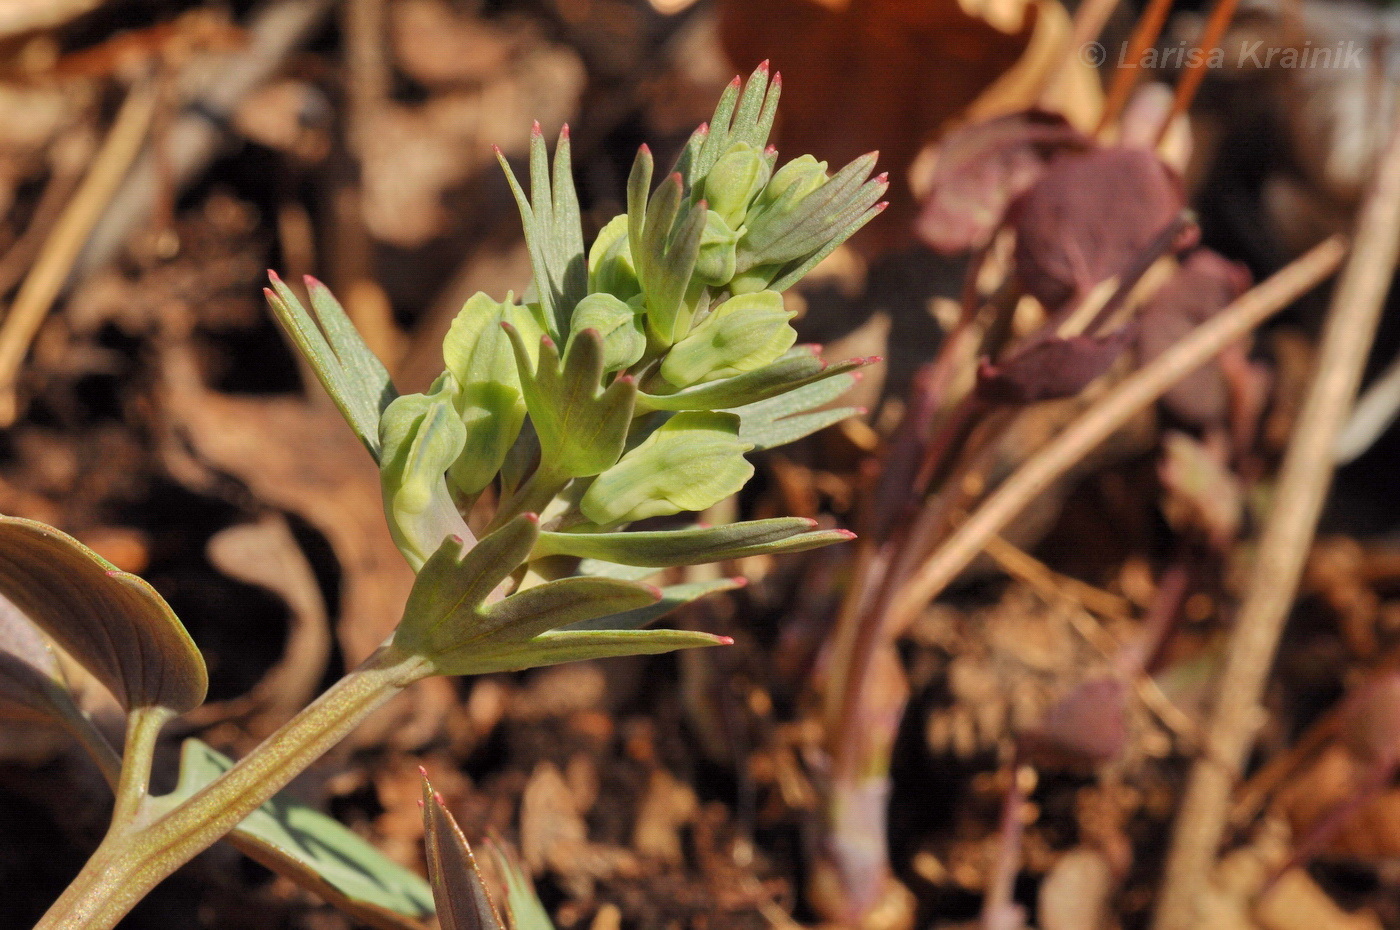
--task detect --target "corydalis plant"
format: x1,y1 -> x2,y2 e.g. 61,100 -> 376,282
21,63 -> 882,930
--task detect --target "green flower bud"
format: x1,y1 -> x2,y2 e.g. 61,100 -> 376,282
727,263 -> 782,295
442,291 -> 543,496
704,142 -> 770,227
587,214 -> 641,302
569,293 -> 646,372
379,373 -> 470,569
659,290 -> 797,387
751,154 -> 828,220
693,210 -> 742,287
581,411 -> 754,525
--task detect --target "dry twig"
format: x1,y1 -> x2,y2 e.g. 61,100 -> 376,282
1151,104 -> 1400,930
888,235 -> 1347,630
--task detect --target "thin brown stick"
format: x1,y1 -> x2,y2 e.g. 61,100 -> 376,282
1151,112 -> 1400,930
888,235 -> 1347,631
0,80 -> 158,426
1156,0 -> 1241,148
1097,0 -> 1176,136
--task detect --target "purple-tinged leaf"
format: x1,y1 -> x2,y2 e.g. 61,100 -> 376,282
0,516 -> 207,713
915,110 -> 1089,254
976,328 -> 1135,405
422,773 -> 506,930
1011,146 -> 1188,310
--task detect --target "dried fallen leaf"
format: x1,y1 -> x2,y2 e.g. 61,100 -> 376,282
1036,846 -> 1113,930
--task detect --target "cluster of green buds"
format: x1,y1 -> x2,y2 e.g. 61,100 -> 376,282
266,63 -> 885,677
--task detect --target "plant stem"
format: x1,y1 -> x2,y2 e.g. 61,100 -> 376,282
888,235 -> 1347,630
36,643 -> 430,930
981,759 -> 1032,930
1151,114 -> 1400,930
111,706 -> 173,829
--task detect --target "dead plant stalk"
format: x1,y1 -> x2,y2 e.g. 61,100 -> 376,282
888,233 -> 1347,629
1150,106 -> 1400,930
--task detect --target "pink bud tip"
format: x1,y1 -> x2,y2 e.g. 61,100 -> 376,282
696,199 -> 708,210
854,408 -> 869,417
531,120 -> 542,135
491,143 -> 503,155
419,765 -> 429,777
640,142 -> 651,155
540,335 -> 556,348
262,287 -> 276,299
835,529 -> 858,540
449,534 -> 464,544
801,518 -> 819,528
729,75 -> 743,88
807,343 -> 824,355
696,123 -> 709,135
717,636 -> 736,646
434,791 -> 446,804
772,72 -> 782,87
875,173 -> 889,184
616,374 -> 637,385
866,150 -> 880,160
644,584 -> 664,599
523,513 -> 540,524
764,145 -> 778,156
729,576 -> 749,589
267,269 -> 283,283
417,799 -> 424,809
560,123 -> 570,139
757,60 -> 770,73
875,201 -> 890,213
670,172 -> 684,185
696,521 -> 712,528
867,355 -> 885,364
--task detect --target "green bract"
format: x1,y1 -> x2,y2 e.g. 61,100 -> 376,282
661,290 -> 797,386
581,411 -> 754,525
379,374 -> 471,569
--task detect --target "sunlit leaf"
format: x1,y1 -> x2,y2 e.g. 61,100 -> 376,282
157,740 -> 435,927
535,518 -> 853,567
265,274 -> 397,460
0,516 -> 207,713
564,578 -> 745,631
431,627 -> 728,677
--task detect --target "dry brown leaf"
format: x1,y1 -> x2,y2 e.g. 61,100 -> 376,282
632,769 -> 699,865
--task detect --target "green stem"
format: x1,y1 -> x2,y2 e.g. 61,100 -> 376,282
35,643 -> 431,930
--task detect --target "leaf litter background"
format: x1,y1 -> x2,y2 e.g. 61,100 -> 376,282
1,0 -> 1399,928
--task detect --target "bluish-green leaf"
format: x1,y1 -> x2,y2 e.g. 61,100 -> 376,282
469,576 -> 660,644
535,518 -> 852,567
265,274 -> 397,460
429,628 -> 728,677
489,841 -> 555,930
505,324 -> 636,479
638,350 -> 868,412
564,578 -> 745,631
161,739 -> 435,925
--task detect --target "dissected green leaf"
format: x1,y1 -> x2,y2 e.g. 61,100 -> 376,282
379,375 -> 473,570
535,518 -> 852,567
265,273 -> 397,460
505,324 -> 637,478
627,149 -> 706,346
395,515 -> 541,661
588,214 -> 641,302
422,774 -> 505,930
471,576 -> 660,644
564,578 -> 745,631
678,62 -> 781,187
725,370 -> 863,450
580,411 -> 754,525
157,740 -> 435,927
637,349 -> 866,412
0,516 -> 207,714
496,125 -> 586,337
430,627 -> 728,677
